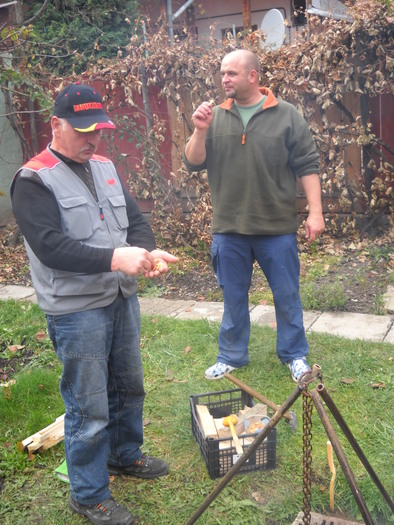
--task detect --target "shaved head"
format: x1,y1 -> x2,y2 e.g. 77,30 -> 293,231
220,49 -> 262,104
222,50 -> 260,75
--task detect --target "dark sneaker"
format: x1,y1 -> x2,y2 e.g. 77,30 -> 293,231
107,455 -> 168,479
69,495 -> 134,525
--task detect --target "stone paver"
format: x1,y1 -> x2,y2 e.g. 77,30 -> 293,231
384,284 -> 394,313
303,310 -> 322,331
0,285 -> 36,301
383,325 -> 394,344
249,304 -> 277,328
0,286 -> 393,344
138,297 -> 195,317
175,301 -> 224,322
250,306 -> 322,332
309,311 -> 392,342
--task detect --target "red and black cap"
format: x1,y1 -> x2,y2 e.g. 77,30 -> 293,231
53,82 -> 115,132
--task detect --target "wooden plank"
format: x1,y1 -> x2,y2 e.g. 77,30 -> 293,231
18,414 -> 65,455
195,405 -> 218,438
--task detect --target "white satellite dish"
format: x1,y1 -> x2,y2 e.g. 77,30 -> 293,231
260,9 -> 285,51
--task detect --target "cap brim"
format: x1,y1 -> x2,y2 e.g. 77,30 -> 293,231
74,121 -> 116,132
65,115 -> 116,132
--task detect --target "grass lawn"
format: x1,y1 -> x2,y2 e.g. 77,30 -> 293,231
0,300 -> 393,524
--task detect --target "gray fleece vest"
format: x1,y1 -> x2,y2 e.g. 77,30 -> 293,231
16,147 -> 137,315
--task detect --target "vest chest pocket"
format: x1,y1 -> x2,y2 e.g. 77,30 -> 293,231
107,194 -> 129,229
58,196 -> 93,240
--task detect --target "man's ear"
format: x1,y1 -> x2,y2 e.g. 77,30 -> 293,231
51,116 -> 62,136
250,69 -> 259,85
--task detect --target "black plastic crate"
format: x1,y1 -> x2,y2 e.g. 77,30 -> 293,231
190,388 -> 276,479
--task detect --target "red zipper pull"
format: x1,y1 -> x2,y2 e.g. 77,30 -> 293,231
99,206 -> 104,220
242,132 -> 246,145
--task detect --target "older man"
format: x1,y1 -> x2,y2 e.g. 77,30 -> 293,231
11,83 -> 178,525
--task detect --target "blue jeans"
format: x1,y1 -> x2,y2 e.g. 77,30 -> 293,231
47,293 -> 145,505
211,233 -> 308,366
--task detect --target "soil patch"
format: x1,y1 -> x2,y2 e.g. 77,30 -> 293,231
159,240 -> 393,315
1,226 -> 393,315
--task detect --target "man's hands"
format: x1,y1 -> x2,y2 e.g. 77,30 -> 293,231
144,249 -> 179,278
191,101 -> 214,131
305,213 -> 325,242
111,247 -> 178,277
184,101 -> 214,165
300,174 -> 325,242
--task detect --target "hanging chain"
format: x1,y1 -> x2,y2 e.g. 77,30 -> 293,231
302,390 -> 313,525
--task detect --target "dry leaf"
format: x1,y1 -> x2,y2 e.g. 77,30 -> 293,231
184,345 -> 191,354
0,379 -> 16,388
7,345 -> 25,354
3,387 -> 12,400
340,377 -> 355,384
35,330 -> 48,341
369,381 -> 385,389
251,492 -> 265,504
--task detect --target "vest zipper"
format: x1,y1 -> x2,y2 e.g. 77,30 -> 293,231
242,129 -> 246,145
99,206 -> 104,220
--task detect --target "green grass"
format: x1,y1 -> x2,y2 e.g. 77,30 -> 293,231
138,275 -> 166,298
0,300 -> 50,350
300,281 -> 348,311
0,300 -> 393,524
242,254 -> 350,310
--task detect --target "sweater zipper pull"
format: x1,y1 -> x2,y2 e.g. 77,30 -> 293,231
242,130 -> 246,145
99,206 -> 104,221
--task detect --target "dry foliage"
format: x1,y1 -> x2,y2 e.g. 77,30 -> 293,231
4,0 -> 393,252
88,0 -> 393,251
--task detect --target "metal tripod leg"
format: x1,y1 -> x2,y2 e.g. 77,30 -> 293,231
185,384 -> 301,524
224,372 -> 298,429
309,388 -> 375,525
316,383 -> 394,513
185,365 -> 322,525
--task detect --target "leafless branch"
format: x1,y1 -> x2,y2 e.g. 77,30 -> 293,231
20,0 -> 50,26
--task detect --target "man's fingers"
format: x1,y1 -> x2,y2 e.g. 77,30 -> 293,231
193,102 -> 213,121
143,259 -> 154,272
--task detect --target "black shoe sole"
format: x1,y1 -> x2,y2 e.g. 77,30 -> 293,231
107,465 -> 169,479
69,497 -> 135,525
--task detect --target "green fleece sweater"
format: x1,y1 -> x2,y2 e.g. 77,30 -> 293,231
183,88 -> 320,235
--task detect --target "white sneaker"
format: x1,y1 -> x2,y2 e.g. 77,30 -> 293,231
205,362 -> 238,380
286,357 -> 311,382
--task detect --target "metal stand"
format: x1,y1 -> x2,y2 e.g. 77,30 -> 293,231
185,364 -> 393,525
185,365 -> 320,525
